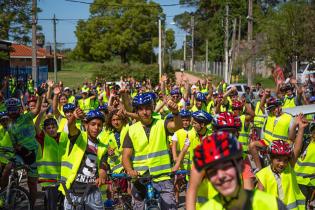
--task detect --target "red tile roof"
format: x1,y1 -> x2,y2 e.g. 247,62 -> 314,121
10,43 -> 63,58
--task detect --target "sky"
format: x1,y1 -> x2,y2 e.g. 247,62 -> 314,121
37,0 -> 194,49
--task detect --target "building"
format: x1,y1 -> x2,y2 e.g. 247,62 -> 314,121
10,43 -> 63,72
0,40 -> 11,78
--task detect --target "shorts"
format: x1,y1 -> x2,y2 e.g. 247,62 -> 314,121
15,154 -> 38,178
242,158 -> 255,179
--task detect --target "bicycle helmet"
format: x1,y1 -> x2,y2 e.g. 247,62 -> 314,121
196,92 -> 206,103
309,96 -> 315,103
5,98 -> 21,113
43,117 -> 58,128
97,104 -> 108,112
170,89 -> 181,96
266,97 -> 282,111
0,111 -> 8,120
268,140 -> 292,156
192,110 -> 212,124
132,94 -> 153,108
180,110 -> 192,118
27,95 -> 37,104
63,103 -> 76,113
85,110 -> 105,122
146,92 -> 157,101
193,131 -> 242,171
231,100 -> 244,110
212,112 -> 241,130
166,113 -> 174,120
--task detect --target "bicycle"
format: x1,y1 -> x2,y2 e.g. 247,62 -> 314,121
105,173 -> 132,210
117,171 -> 186,210
0,148 -> 32,210
60,182 -> 98,210
39,179 -> 64,210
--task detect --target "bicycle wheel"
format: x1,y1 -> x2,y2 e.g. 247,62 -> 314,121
0,186 -> 31,210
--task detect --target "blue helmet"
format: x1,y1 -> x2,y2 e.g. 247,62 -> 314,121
0,111 -> 8,119
97,104 -> 108,112
166,113 -> 174,120
180,110 -> 192,118
63,103 -> 76,113
192,110 -> 212,124
196,92 -> 206,102
132,94 -> 153,108
85,110 -> 105,122
5,98 -> 21,113
170,89 -> 181,96
309,96 -> 315,103
146,92 -> 157,101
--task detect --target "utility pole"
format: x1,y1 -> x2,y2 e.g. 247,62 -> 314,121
229,18 -> 237,81
183,36 -> 186,71
237,16 -> 241,58
31,0 -> 37,87
53,14 -> 57,83
190,16 -> 194,72
224,4 -> 229,83
247,0 -> 254,86
206,40 -> 208,74
158,19 -> 162,80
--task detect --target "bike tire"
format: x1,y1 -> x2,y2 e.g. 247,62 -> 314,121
0,186 -> 31,210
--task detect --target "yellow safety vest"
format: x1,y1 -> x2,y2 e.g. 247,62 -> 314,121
200,189 -> 280,210
256,165 -> 305,210
206,100 -> 215,115
57,118 -> 82,133
78,98 -> 91,113
68,95 -> 75,104
58,131 -> 107,195
263,113 -> 292,144
104,125 -> 129,174
238,115 -> 250,155
0,127 -> 14,164
174,128 -> 190,170
295,140 -> 315,186
37,132 -> 68,187
283,96 -> 296,109
128,119 -> 172,181
196,179 -> 218,210
254,101 -> 266,128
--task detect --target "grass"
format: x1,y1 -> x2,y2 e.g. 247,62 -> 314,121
48,60 -> 102,88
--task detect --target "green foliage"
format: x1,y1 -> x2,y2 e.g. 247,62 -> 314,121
93,62 -> 159,84
259,2 -> 315,69
0,0 -> 41,44
73,0 -> 164,64
0,51 -> 9,60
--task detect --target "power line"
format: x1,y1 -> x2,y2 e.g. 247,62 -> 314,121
64,0 -> 187,7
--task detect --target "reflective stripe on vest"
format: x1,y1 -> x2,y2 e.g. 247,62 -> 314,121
263,113 -> 292,143
295,141 -> 315,186
128,120 -> 171,181
256,165 -> 305,210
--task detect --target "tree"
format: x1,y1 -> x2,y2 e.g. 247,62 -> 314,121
0,0 -> 41,44
73,0 -> 164,64
259,2 -> 315,70
164,28 -> 176,65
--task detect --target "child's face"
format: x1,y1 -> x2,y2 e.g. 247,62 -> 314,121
271,155 -> 290,174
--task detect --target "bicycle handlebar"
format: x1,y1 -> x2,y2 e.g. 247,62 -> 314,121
109,170 -> 190,180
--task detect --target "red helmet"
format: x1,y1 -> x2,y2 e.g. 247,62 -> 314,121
193,131 -> 242,171
27,95 -> 37,104
212,112 -> 241,129
269,140 -> 292,156
266,97 -> 282,111
232,100 -> 243,110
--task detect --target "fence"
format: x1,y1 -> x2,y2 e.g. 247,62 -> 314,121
171,60 -> 224,78
9,66 -> 48,86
